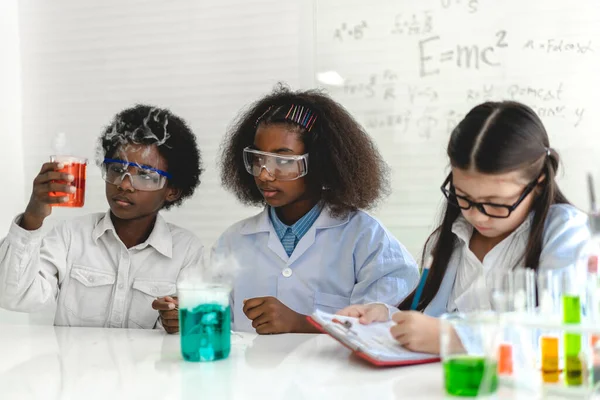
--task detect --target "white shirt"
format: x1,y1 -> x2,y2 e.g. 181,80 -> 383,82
447,204 -> 590,313
0,211 -> 203,329
213,207 -> 419,332
383,204 -> 591,318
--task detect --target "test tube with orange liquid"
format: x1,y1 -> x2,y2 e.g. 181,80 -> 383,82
49,155 -> 87,207
498,343 -> 513,375
540,336 -> 559,383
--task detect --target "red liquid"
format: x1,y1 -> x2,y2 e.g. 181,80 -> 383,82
49,162 -> 87,207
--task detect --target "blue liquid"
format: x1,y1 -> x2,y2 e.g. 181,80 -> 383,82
180,303 -> 231,362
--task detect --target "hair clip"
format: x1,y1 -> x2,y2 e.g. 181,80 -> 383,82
546,147 -> 551,157
285,104 -> 318,132
255,106 -> 274,127
255,104 -> 319,132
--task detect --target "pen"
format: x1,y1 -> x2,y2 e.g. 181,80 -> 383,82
411,256 -> 433,310
588,173 -> 597,212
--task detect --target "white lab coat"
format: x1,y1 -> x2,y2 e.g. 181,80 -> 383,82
213,206 -> 420,332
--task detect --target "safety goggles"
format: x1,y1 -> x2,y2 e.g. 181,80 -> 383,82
101,158 -> 172,191
243,147 -> 308,181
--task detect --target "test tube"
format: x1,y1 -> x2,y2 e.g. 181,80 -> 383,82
537,270 -> 561,384
488,268 -> 512,312
498,343 -> 513,375
489,268 -> 536,379
540,336 -> 560,383
562,271 -> 583,386
512,268 -> 536,312
538,269 -> 561,315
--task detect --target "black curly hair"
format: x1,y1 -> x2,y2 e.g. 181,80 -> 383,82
97,104 -> 203,209
220,85 -> 390,217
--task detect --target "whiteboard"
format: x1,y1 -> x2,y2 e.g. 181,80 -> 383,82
314,0 -> 600,256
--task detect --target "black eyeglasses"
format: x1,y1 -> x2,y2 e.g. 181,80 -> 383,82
440,175 -> 540,218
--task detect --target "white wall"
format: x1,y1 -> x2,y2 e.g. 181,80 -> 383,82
0,1 -> 24,235
0,0 -> 28,324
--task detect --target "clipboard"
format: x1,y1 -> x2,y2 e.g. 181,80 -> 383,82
307,309 -> 440,367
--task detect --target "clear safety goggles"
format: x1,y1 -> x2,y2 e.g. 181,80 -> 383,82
243,147 -> 309,181
101,158 -> 172,191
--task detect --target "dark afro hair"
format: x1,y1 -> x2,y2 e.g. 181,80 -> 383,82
97,104 -> 203,209
219,84 -> 390,217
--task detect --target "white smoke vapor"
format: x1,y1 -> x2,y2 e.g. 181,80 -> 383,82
204,252 -> 243,287
176,251 -> 242,309
98,107 -> 172,165
177,251 -> 242,289
114,143 -> 160,169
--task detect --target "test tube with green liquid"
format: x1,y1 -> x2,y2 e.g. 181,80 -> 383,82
563,293 -> 582,386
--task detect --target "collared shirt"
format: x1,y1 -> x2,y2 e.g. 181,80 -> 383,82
213,206 -> 420,332
446,204 -> 590,313
0,211 -> 203,329
269,203 -> 322,256
383,204 -> 591,320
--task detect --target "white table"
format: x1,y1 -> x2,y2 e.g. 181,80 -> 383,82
0,325 -> 534,399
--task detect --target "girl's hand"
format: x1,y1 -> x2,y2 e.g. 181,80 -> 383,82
390,311 -> 441,354
336,303 -> 390,324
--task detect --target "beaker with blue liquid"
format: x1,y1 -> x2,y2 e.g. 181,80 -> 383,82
178,282 -> 231,362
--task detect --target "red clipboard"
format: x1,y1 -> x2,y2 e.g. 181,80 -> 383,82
307,311 -> 440,367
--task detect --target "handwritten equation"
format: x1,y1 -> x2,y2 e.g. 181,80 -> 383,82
333,21 -> 368,42
339,73 -> 585,128
523,39 -> 593,55
362,107 -> 462,140
334,79 -> 586,143
466,83 -> 564,102
361,104 -> 585,142
391,11 -> 433,36
419,30 -> 508,76
440,0 -> 488,14
342,70 -> 439,102
320,1 -> 596,141
466,83 -> 585,127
